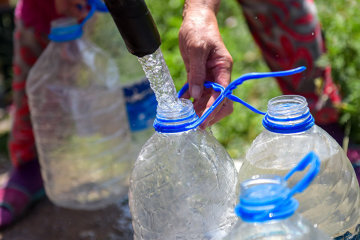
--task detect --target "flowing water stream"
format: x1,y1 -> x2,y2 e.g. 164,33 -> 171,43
137,48 -> 185,112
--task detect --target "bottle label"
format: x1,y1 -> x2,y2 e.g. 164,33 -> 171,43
123,78 -> 157,132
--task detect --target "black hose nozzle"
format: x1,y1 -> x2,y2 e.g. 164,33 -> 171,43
104,0 -> 161,57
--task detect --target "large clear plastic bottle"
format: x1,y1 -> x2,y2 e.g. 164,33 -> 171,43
225,152 -> 331,240
27,18 -> 133,210
129,100 -> 238,240
238,95 -> 360,238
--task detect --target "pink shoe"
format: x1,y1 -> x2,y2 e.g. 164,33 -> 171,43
0,184 -> 45,228
0,160 -> 45,228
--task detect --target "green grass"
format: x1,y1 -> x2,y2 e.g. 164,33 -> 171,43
92,0 -> 360,159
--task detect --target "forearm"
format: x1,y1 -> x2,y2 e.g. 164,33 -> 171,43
183,0 -> 221,17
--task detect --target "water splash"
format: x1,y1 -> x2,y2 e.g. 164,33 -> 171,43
138,48 -> 184,112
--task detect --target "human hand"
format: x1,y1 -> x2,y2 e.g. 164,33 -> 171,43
179,7 -> 233,129
55,0 -> 89,20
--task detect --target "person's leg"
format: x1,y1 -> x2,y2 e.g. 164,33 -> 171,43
237,0 -> 360,180
0,19 -> 48,227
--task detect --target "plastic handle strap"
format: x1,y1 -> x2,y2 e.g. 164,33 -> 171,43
80,0 -> 109,28
177,66 -> 306,131
49,0 -> 108,42
235,151 -> 320,222
284,151 -> 320,198
262,151 -> 321,220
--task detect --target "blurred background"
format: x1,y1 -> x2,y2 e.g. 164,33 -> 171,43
0,0 -> 358,160
0,0 -> 359,239
88,0 -> 359,159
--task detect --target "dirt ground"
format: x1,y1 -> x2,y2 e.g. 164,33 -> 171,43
0,197 -> 133,240
0,155 -> 134,240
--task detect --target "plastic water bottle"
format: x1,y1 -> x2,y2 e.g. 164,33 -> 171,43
224,152 -> 331,240
27,15 -> 133,209
122,77 -> 157,149
129,99 -> 238,240
237,95 -> 360,238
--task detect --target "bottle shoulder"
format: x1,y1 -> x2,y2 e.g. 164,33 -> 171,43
27,39 -> 121,96
137,129 -> 229,160
246,125 -> 344,166
134,129 -> 236,181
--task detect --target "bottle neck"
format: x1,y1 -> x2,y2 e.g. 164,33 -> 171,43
153,99 -> 199,133
49,18 -> 83,42
262,95 -> 314,134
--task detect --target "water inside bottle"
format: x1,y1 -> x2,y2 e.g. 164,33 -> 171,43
239,95 -> 360,238
239,148 -> 360,238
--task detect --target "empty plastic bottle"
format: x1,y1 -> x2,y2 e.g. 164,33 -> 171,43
224,152 -> 331,240
238,95 -> 360,238
27,2 -> 134,210
129,98 -> 238,240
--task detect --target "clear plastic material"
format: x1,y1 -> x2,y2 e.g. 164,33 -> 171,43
27,19 -> 134,210
226,162 -> 331,240
238,95 -> 360,238
225,212 -> 330,240
129,101 -> 238,240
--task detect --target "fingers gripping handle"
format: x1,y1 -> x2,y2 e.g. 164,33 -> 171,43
177,82 -> 226,131
177,66 -> 306,129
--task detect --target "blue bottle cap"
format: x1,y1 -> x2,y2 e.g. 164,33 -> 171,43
165,66 -> 307,133
235,152 -> 320,222
153,99 -> 199,133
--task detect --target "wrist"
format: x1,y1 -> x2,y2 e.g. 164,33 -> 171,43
183,7 -> 217,22
183,0 -> 220,18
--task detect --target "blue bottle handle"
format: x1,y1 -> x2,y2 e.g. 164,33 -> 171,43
284,151 -> 321,197
87,0 -> 108,13
177,66 -> 306,130
80,0 -> 109,28
267,151 -> 320,219
49,0 -> 108,42
234,151 -> 320,222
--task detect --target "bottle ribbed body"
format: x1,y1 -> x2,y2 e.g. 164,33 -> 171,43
27,32 -> 133,209
129,101 -> 238,240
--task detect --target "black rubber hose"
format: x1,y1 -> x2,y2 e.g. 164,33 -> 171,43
104,0 -> 161,57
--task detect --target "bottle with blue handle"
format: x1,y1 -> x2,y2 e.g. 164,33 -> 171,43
177,66 -> 360,239
237,94 -> 360,238
27,0 -> 133,210
129,68 -> 306,240
224,152 -> 331,240
129,99 -> 238,240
